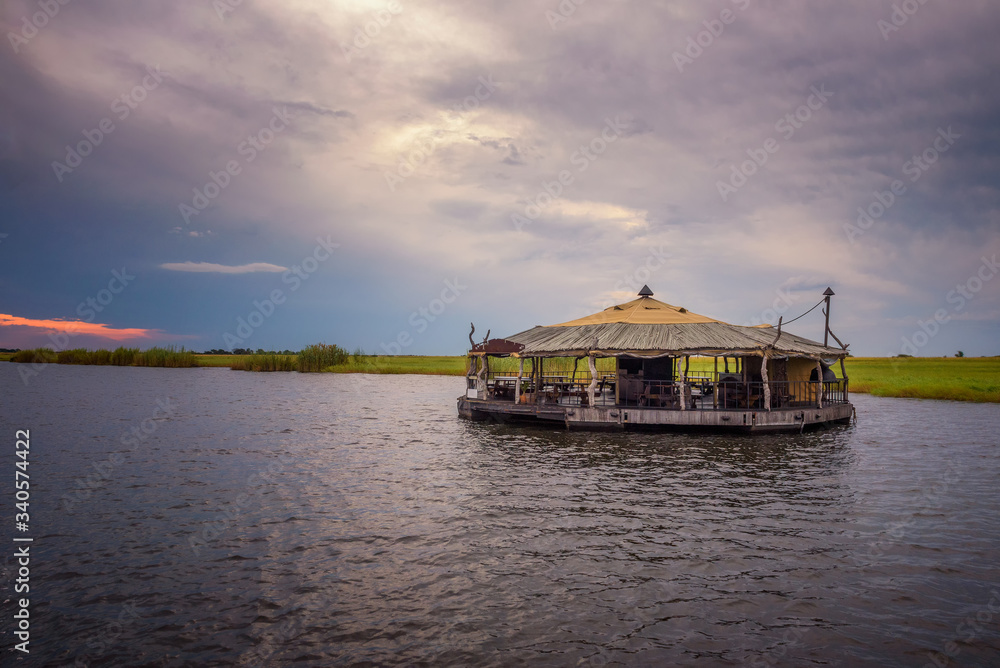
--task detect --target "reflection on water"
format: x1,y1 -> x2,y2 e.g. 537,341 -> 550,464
1,365 -> 999,666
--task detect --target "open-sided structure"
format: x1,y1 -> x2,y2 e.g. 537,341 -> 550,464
457,286 -> 853,432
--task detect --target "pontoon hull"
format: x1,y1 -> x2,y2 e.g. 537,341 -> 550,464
457,397 -> 853,433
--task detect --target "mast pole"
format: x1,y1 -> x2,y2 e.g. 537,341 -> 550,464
823,287 -> 835,348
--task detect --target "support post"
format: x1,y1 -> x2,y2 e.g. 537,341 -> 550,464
679,354 -> 688,411
477,355 -> 487,396
531,357 -> 537,404
823,287 -> 834,348
587,354 -> 597,407
515,357 -> 523,402
840,356 -> 848,402
536,357 -> 543,405
761,352 -> 770,411
815,359 -> 823,408
713,357 -> 719,410
614,357 -> 620,406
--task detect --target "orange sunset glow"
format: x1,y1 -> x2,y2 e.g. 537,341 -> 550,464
0,314 -> 158,342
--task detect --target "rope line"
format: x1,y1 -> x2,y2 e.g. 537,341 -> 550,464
781,297 -> 825,326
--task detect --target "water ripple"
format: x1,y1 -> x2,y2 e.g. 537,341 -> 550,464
1,365 -> 999,666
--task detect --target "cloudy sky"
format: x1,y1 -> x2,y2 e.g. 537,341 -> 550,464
1,0 -> 998,356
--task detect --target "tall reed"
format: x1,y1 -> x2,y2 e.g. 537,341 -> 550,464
131,346 -> 197,368
111,347 -> 138,366
297,343 -> 349,372
230,354 -> 297,372
11,348 -> 57,364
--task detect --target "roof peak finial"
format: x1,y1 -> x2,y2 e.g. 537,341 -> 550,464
638,285 -> 653,297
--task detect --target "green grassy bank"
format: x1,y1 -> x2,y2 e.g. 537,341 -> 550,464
3,347 -> 198,367
323,355 -> 999,403
3,350 -> 996,403
844,356 -> 1000,403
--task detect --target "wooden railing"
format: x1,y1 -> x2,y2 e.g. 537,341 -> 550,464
472,370 -> 848,411
480,372 -> 617,406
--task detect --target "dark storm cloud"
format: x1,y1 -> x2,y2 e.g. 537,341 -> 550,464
0,0 -> 997,354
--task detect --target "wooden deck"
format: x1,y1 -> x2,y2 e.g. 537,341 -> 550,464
457,396 -> 853,433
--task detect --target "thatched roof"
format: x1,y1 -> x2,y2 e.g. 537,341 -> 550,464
551,295 -> 719,326
504,293 -> 846,359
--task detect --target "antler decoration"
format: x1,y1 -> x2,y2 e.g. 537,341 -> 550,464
827,328 -> 849,350
768,316 -> 783,348
468,323 -> 491,350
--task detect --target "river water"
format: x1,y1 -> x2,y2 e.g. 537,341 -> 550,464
1,364 -> 999,666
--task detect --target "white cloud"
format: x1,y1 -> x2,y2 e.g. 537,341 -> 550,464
160,262 -> 288,274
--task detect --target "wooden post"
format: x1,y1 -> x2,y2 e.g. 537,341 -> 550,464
713,356 -> 719,409
679,354 -> 688,411
761,352 -> 770,411
531,357 -> 537,404
614,357 -> 620,406
587,354 -> 597,407
468,356 -> 477,398
823,287 -> 834,348
477,355 -> 487,396
839,356 -> 848,402
536,357 -> 543,405
815,359 -> 823,408
515,356 -> 523,402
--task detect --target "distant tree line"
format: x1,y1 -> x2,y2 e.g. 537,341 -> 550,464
203,348 -> 297,355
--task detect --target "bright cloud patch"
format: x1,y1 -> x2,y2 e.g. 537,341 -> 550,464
0,314 -> 158,341
160,262 -> 289,274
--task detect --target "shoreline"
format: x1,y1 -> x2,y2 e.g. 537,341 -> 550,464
2,353 -> 997,403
